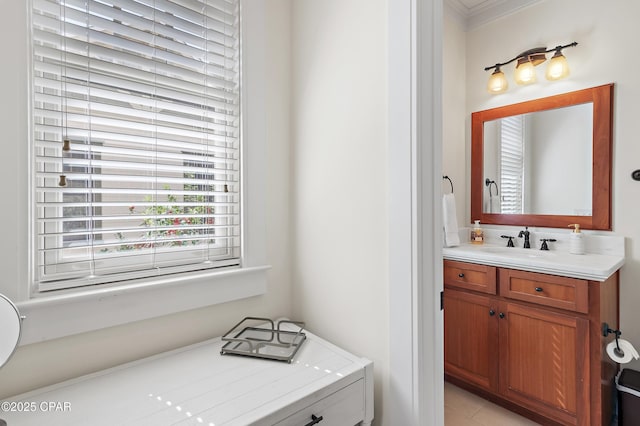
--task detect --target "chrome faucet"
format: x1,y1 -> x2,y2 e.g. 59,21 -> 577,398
518,226 -> 531,248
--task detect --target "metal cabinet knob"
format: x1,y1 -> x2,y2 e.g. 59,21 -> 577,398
499,312 -> 505,319
489,309 -> 495,316
535,287 -> 543,292
458,273 -> 465,278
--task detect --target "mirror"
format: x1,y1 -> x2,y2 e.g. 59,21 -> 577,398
471,84 -> 613,230
0,293 -> 22,369
483,103 -> 593,215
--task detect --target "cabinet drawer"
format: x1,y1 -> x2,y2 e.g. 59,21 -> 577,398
274,379 -> 364,426
444,260 -> 497,294
499,269 -> 589,313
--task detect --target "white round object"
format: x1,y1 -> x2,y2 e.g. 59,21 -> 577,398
606,339 -> 639,364
0,293 -> 21,368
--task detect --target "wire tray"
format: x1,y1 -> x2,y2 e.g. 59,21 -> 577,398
220,317 -> 306,363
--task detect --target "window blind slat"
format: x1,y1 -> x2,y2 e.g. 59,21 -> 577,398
499,116 -> 525,214
34,79 -> 239,124
32,0 -> 241,291
34,39 -> 239,92
33,49 -> 240,107
35,125 -> 238,148
37,154 -> 238,172
35,137 -> 236,160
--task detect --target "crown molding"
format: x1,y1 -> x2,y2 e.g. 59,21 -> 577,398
445,0 -> 545,31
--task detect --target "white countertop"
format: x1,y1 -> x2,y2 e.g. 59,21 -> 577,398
443,243 -> 625,281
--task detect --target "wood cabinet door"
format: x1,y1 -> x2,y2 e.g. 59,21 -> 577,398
498,302 -> 589,426
444,288 -> 499,391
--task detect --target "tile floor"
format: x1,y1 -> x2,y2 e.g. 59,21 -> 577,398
444,381 -> 541,426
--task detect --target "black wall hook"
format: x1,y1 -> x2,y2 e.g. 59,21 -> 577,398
602,323 -> 621,338
443,176 -> 454,193
602,322 -> 624,356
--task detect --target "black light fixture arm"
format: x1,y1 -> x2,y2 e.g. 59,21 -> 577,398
549,41 -> 579,54
484,54 -> 530,72
484,41 -> 578,72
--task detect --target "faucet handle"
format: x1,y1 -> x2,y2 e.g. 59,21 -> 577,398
501,235 -> 515,247
540,238 -> 557,251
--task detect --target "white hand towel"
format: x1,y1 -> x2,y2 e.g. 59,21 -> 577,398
443,193 -> 460,247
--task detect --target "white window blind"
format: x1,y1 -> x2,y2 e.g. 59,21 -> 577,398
31,0 -> 241,292
499,115 -> 525,214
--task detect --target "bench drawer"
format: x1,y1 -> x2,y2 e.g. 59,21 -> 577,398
274,379 -> 364,426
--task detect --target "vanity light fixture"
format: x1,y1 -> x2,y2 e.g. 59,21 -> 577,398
485,42 -> 578,94
487,66 -> 509,94
546,45 -> 573,80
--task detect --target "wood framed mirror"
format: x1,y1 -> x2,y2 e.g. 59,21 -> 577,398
471,84 -> 613,230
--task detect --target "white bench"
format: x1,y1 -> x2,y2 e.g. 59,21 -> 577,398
1,326 -> 373,425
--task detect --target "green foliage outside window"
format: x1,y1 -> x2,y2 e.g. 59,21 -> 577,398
112,183 -> 215,252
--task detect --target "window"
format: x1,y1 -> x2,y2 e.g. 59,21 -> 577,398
62,148 -> 102,247
31,0 -> 241,292
499,115 -> 525,214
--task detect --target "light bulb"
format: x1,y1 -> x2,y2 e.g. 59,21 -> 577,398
514,60 -> 537,85
487,68 -> 508,94
546,51 -> 570,80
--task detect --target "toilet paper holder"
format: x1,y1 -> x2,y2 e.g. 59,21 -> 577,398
602,322 -> 624,356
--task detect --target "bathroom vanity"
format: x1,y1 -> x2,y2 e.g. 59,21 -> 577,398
1,323 -> 373,426
443,243 -> 624,426
450,82 -> 623,425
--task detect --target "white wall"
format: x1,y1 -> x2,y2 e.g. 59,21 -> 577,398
1,2 -> 441,422
450,0 -> 640,371
289,0 -> 390,423
443,13 -> 467,226
0,0 -> 292,398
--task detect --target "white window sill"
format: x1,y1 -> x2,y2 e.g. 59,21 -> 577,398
16,265 -> 269,345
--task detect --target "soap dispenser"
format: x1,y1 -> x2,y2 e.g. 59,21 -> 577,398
568,224 -> 585,255
470,220 -> 484,245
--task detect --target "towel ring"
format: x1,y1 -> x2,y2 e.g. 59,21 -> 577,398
442,176 -> 454,193
485,178 -> 498,197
